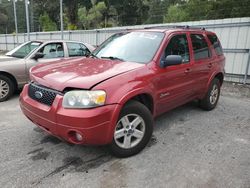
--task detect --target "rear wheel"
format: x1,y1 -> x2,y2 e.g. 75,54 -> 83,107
200,78 -> 221,111
109,101 -> 153,158
0,75 -> 15,102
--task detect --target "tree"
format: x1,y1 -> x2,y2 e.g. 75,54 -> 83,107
33,0 -> 60,31
144,0 -> 166,24
78,1 -> 117,29
39,12 -> 57,31
64,0 -> 79,30
0,12 -> 8,33
164,4 -> 189,23
78,7 -> 88,29
110,0 -> 149,26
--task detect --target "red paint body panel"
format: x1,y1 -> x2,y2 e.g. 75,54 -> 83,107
20,85 -> 121,144
30,57 -> 144,91
20,29 -> 225,145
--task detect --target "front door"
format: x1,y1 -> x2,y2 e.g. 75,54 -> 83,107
154,33 -> 195,115
25,42 -> 65,81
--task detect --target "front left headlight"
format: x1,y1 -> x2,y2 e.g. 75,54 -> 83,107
62,90 -> 106,109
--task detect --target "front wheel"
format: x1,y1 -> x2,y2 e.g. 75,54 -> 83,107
109,101 -> 153,158
200,78 -> 221,111
0,75 -> 14,102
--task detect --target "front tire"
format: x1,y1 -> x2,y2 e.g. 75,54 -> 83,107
109,101 -> 153,158
200,78 -> 221,111
0,75 -> 15,102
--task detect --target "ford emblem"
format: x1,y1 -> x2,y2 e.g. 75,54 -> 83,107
34,91 -> 43,99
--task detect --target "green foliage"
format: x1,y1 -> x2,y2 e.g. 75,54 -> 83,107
164,4 -> 189,23
113,0 -> 149,26
39,13 -> 57,31
163,0 -> 250,23
0,0 -> 250,33
67,24 -> 78,30
0,12 -> 7,25
78,1 -> 117,29
78,7 -> 88,29
144,0 -> 165,24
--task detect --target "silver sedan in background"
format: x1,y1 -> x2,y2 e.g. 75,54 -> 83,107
0,40 -> 95,102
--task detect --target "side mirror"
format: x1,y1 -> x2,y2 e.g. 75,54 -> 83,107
32,52 -> 45,60
160,55 -> 182,68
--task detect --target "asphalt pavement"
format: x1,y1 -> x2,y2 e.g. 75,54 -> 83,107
0,85 -> 249,188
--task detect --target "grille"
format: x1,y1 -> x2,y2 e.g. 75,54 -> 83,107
28,83 -> 62,106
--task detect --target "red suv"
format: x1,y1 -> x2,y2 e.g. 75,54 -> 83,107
20,26 -> 225,157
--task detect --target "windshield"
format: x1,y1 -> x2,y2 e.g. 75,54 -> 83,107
94,31 -> 164,64
6,41 -> 42,58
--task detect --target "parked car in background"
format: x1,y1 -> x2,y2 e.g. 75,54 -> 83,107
0,40 -> 95,102
20,27 -> 225,157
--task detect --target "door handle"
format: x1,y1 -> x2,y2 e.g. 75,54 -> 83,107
184,68 -> 191,73
208,63 -> 213,68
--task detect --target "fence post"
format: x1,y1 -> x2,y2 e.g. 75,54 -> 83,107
5,34 -> 7,51
243,49 -> 250,84
95,29 -> 99,46
13,34 -> 15,47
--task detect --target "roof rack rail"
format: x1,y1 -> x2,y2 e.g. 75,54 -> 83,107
144,25 -> 206,30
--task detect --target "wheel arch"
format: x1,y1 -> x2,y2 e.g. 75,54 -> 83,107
214,72 -> 224,86
0,71 -> 18,90
118,91 -> 155,115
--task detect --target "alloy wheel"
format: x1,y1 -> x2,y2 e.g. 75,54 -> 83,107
210,84 -> 219,105
0,79 -> 10,100
114,114 -> 145,149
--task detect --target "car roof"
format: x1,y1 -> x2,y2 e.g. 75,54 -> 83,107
30,40 -> 87,43
129,26 -> 215,35
29,40 -> 95,51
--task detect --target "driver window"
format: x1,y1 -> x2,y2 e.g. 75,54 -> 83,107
38,43 -> 64,59
164,34 -> 190,63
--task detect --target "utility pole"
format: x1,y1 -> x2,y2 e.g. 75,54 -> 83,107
60,0 -> 64,40
25,0 -> 30,41
12,0 -> 18,45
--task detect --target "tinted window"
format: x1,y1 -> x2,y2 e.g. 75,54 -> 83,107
38,43 -> 64,58
164,34 -> 190,63
207,34 -> 223,56
94,32 -> 164,64
67,42 -> 89,57
191,34 -> 210,60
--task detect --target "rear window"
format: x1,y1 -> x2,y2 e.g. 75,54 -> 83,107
207,34 -> 223,56
191,34 -> 211,61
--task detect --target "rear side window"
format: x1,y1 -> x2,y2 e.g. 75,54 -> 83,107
67,42 -> 89,57
191,34 -> 210,60
207,34 -> 223,56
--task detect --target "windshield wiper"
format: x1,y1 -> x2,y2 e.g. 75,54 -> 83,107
101,56 -> 124,61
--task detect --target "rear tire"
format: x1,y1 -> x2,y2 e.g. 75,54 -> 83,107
0,75 -> 15,102
200,78 -> 221,111
109,100 -> 153,158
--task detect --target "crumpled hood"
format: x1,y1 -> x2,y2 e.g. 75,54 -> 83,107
30,57 -> 144,91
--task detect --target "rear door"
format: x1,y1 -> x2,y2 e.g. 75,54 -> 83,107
207,33 -> 225,71
189,33 -> 213,95
154,33 -> 195,115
